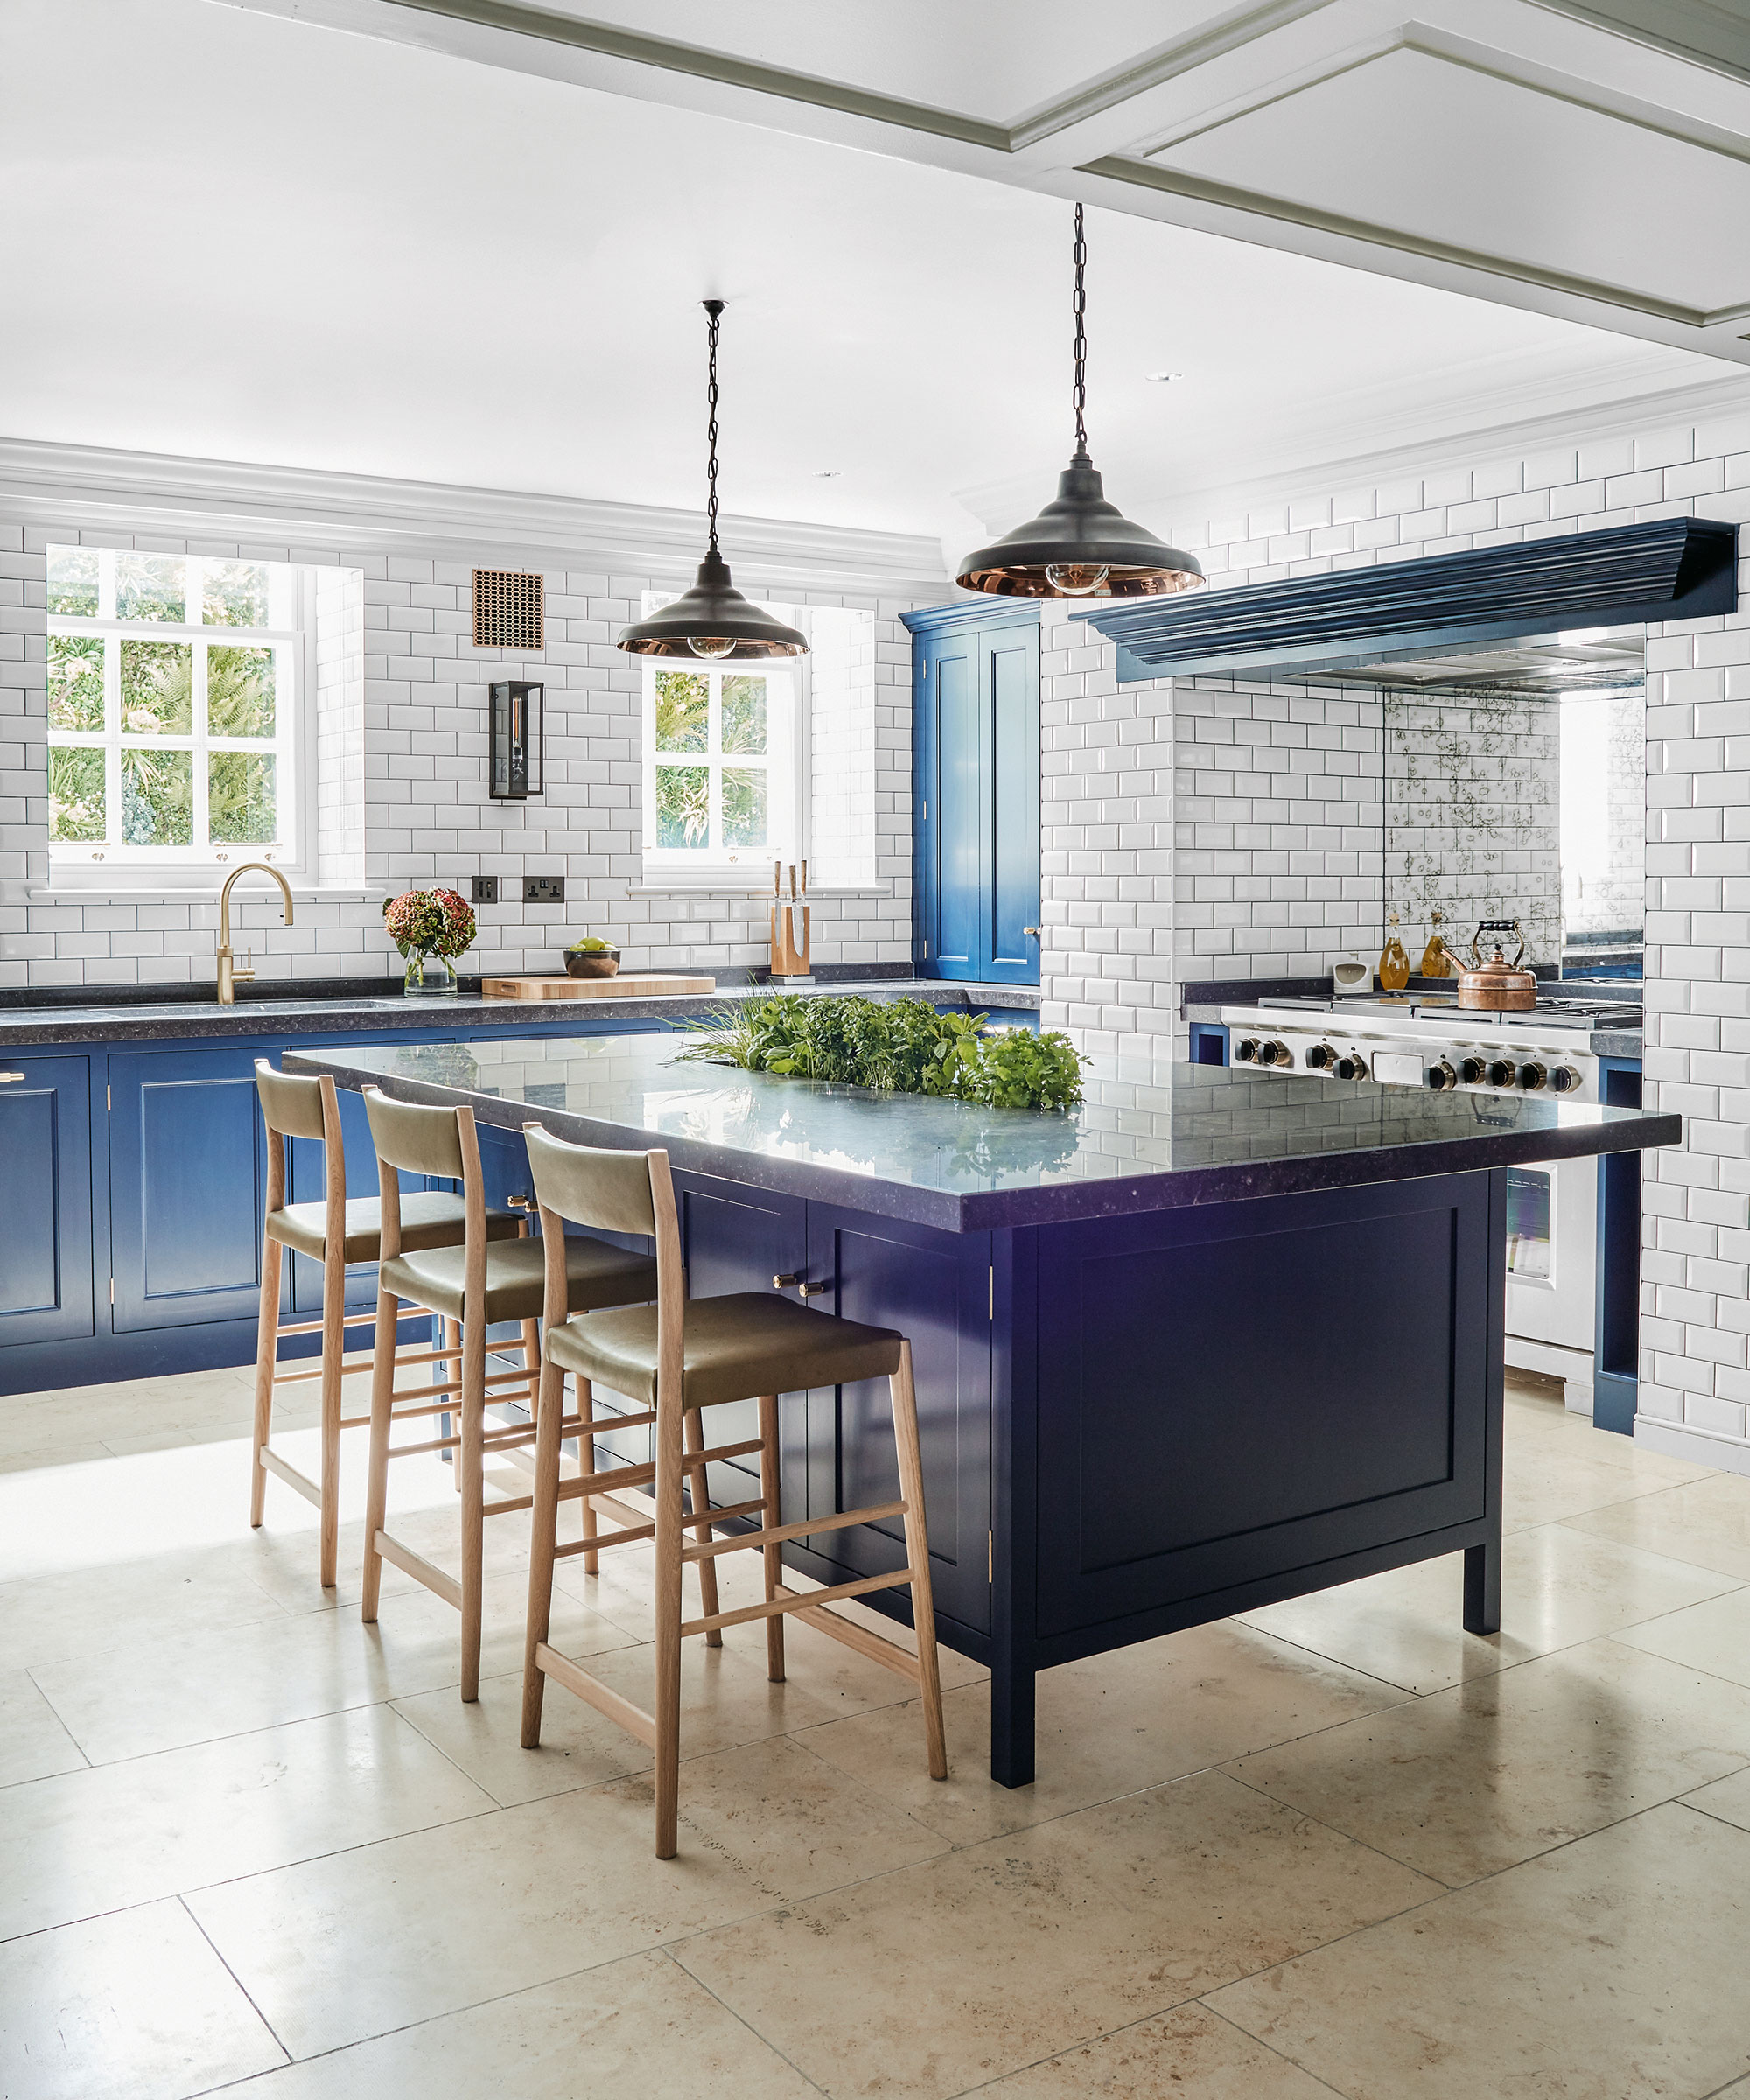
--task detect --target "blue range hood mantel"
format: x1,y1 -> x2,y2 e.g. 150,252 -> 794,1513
1076,516 -> 1737,684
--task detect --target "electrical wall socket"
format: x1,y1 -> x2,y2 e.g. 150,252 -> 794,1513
470,876 -> 499,905
522,876 -> 565,904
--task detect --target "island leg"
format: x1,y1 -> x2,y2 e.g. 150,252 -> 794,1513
990,1648 -> 1035,1788
1463,1537 -> 1501,1635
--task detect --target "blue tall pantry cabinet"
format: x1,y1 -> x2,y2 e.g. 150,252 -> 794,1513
904,603 -> 1041,986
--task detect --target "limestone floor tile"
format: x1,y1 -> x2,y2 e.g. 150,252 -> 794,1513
1502,1434 -> 1693,1533
0,1669 -> 85,1787
0,1441 -> 114,1474
1681,1762 -> 1750,1837
0,1897 -> 286,2100
576,1626 -> 869,1756
1208,1802 -> 1750,2100
392,1664 -> 655,1806
0,1544 -> 291,1672
1223,1636 -> 1750,1888
1237,1524 -> 1740,1693
974,2005 -> 1342,2099
0,1704 -> 493,1942
1614,1583 -> 1750,1692
220,1947 -> 818,2099
673,1768 -> 1439,2100
797,1620 -> 1410,1845
186,1779 -> 814,2059
1564,1472 -> 1750,1581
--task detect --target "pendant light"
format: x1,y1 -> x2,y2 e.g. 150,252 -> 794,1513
956,206 -> 1207,599
617,299 -> 808,660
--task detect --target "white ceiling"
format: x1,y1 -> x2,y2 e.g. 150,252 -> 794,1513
0,0 -> 1739,559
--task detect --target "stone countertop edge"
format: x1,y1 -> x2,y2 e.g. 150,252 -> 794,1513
0,978 -> 1040,1048
283,1047 -> 1684,1237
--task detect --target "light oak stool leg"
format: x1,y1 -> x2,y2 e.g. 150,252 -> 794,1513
318,1248 -> 346,1590
460,1308 -> 488,1701
682,1405 -> 722,1648
578,1376 -> 600,1576
890,1340 -> 948,1781
759,1391 -> 784,1683
444,1317 -> 463,1492
654,1393 -> 686,1860
249,1238 -> 283,1530
522,1355 -> 568,1747
360,1284 -> 398,1622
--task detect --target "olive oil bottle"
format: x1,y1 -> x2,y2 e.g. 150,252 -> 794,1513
1418,907 -> 1455,979
1378,910 -> 1410,992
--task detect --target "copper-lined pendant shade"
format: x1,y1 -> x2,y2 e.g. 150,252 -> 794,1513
618,300 -> 808,662
956,206 -> 1207,602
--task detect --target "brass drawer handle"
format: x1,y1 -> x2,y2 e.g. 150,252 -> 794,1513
0,1072 -> 24,1084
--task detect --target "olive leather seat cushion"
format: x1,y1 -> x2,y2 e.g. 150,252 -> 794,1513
379,1232 -> 657,1325
545,1291 -> 902,1410
265,1192 -> 522,1266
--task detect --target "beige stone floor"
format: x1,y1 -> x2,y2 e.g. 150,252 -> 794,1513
5,1363 -> 1750,2098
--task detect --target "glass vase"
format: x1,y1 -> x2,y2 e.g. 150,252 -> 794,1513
402,948 -> 459,998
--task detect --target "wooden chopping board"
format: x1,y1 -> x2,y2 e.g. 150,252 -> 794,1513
480,973 -> 717,1002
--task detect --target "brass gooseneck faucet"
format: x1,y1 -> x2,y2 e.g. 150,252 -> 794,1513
216,862 -> 293,1003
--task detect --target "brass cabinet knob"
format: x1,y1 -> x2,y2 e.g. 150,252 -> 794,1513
1023,926 -> 1042,939
797,1279 -> 830,1298
772,1273 -> 799,1290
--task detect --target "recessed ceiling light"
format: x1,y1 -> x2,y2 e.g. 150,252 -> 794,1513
812,470 -> 842,479
1145,371 -> 1183,383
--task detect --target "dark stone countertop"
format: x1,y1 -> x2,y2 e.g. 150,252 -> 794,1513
284,1032 -> 1681,1235
0,977 -> 1040,1048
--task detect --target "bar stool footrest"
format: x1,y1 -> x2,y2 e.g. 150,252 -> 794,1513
258,1446 -> 322,1509
372,1529 -> 462,1609
681,1567 -> 914,1639
533,1642 -> 656,1746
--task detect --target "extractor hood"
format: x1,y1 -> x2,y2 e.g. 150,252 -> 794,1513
1078,516 -> 1736,691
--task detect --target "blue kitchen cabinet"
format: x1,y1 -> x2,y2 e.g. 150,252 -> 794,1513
1594,1055 -> 1643,1436
0,1052 -> 94,1348
905,603 -> 1041,987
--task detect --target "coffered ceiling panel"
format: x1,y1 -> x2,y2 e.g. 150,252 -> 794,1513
1146,42 -> 1750,325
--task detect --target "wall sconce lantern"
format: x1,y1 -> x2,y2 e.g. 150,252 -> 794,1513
489,680 -> 543,798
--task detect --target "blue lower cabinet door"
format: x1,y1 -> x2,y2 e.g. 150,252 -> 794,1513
0,1054 -> 94,1346
108,1046 -> 281,1332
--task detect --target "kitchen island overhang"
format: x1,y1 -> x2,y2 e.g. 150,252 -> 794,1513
287,1035 -> 1680,1786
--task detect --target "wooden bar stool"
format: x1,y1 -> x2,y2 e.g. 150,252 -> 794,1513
250,1060 -> 523,1587
517,1121 -> 948,1859
358,1087 -> 659,1698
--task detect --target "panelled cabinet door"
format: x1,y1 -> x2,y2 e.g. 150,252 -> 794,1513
108,1046 -> 284,1333
792,1203 -> 992,1640
0,1054 -> 94,1346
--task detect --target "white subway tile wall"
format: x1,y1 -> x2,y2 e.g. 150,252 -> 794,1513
2,525 -> 932,988
1040,405 -> 1750,1472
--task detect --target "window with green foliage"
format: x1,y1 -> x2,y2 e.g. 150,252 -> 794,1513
644,654 -> 798,867
46,545 -> 299,869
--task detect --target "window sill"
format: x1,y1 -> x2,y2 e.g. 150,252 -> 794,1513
626,880 -> 892,900
28,883 -> 373,905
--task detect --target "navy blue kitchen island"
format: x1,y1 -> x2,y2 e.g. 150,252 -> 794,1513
288,1033 -> 1679,1788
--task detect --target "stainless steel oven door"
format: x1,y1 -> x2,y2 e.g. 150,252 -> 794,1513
1504,1152 -> 1597,1358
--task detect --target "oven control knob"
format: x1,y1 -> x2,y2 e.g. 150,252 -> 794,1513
1305,1042 -> 1337,1070
1235,1036 -> 1261,1063
1257,1039 -> 1293,1067
1424,1060 -> 1458,1090
1459,1056 -> 1488,1086
1516,1061 -> 1549,1092
1486,1059 -> 1517,1088
1550,1066 -> 1583,1093
1335,1052 -> 1369,1080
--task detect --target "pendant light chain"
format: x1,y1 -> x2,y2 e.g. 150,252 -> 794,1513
703,298 -> 723,557
1071,202 -> 1089,459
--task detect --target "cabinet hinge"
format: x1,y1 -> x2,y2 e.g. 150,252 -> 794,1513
988,1266 -> 994,1320
988,1530 -> 993,1584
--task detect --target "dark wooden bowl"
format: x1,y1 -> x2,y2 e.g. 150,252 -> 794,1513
564,948 -> 620,979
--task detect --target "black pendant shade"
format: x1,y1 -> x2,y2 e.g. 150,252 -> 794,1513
956,204 -> 1207,601
618,299 -> 808,661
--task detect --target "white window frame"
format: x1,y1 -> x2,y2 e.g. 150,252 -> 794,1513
640,592 -> 809,880
45,546 -> 310,890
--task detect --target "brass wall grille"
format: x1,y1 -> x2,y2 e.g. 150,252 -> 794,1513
472,568 -> 545,651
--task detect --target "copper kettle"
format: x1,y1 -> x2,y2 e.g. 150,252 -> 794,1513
1456,920 -> 1538,1011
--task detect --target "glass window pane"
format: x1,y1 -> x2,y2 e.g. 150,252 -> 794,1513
47,635 -> 106,731
120,640 -> 193,736
203,561 -> 271,626
46,545 -> 99,617
206,645 -> 276,737
116,554 -> 186,623
209,751 -> 277,844
49,747 -> 106,842
120,748 -> 193,846
654,670 -> 709,752
722,674 -> 766,754
655,764 -> 710,849
723,766 -> 767,848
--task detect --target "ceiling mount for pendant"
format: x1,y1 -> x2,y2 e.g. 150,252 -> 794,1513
956,204 -> 1207,601
617,298 -> 808,661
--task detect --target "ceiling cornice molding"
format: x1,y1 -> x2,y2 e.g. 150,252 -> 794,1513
0,438 -> 950,593
1528,0 -> 1750,87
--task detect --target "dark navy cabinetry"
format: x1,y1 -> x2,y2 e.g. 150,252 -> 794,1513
904,603 -> 1040,986
0,1052 -> 94,1348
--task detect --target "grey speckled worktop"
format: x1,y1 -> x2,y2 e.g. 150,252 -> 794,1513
285,1032 -> 1680,1235
0,977 -> 1040,1049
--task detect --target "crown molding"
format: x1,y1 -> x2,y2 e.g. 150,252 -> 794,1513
0,438 -> 949,594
